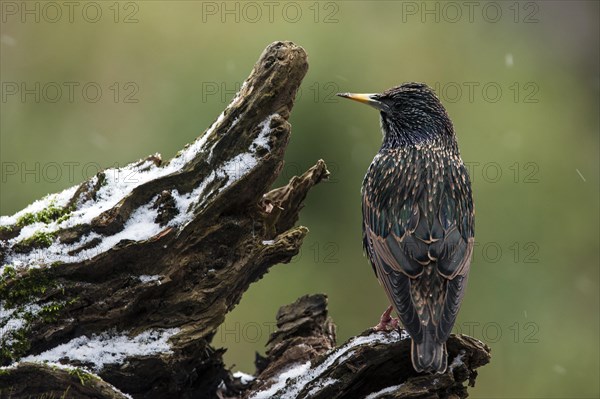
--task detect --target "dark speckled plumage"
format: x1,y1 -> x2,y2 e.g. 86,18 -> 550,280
339,83 -> 474,374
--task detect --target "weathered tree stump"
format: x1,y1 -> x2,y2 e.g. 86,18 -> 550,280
0,41 -> 490,399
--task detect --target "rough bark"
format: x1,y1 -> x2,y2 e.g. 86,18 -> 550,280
0,363 -> 132,399
0,41 -> 490,399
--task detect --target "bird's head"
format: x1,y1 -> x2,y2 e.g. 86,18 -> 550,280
338,82 -> 455,148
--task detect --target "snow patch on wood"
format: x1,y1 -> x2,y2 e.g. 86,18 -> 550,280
250,331 -> 406,398
21,328 -> 180,371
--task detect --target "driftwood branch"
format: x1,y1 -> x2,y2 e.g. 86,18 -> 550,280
0,41 -> 490,399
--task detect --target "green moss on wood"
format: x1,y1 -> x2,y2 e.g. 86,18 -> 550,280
10,202 -> 75,252
13,231 -> 56,253
16,203 -> 73,228
0,268 -> 55,308
0,263 -> 76,364
0,299 -> 76,364
0,265 -> 17,282
68,367 -> 97,386
0,328 -> 30,365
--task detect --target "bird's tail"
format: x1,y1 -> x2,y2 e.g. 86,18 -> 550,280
411,330 -> 447,374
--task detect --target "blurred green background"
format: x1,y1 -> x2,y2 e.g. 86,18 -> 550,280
1,1 -> 598,397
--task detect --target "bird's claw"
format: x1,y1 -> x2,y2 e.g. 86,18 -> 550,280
373,305 -> 399,332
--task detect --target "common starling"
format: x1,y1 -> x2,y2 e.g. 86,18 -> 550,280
338,83 -> 474,374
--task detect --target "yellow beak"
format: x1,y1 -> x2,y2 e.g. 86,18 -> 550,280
337,92 -> 388,111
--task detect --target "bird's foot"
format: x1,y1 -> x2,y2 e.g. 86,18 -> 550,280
373,305 -> 399,332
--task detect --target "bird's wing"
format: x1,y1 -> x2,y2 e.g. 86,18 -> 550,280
363,193 -> 424,340
362,149 -> 474,342
434,159 -> 475,340
361,151 -> 426,278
